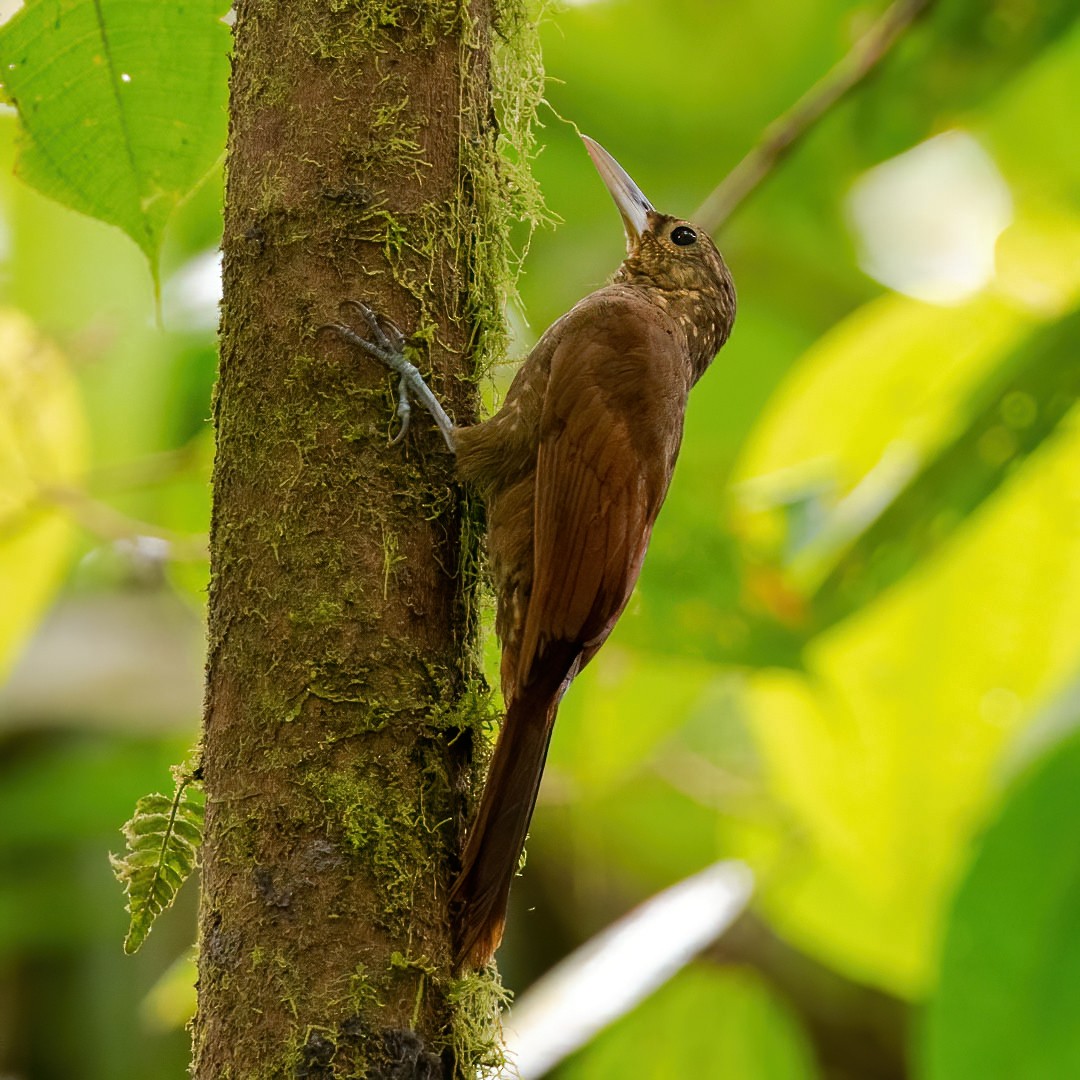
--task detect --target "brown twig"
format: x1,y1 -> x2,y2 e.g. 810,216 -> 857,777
40,485 -> 209,561
80,441 -> 205,494
695,0 -> 935,232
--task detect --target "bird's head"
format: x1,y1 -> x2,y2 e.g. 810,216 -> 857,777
583,135 -> 736,373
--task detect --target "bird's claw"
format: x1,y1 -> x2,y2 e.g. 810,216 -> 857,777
338,299 -> 405,356
318,299 -> 406,372
320,298 -> 456,453
389,375 -> 412,445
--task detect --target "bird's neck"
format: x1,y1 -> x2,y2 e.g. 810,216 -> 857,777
610,275 -> 730,384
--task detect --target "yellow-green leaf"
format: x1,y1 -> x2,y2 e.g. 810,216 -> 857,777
0,0 -> 230,279
741,406 -> 1080,994
728,216 -> 1080,994
561,965 -> 819,1080
0,308 -> 87,682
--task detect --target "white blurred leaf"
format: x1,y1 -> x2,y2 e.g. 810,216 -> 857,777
501,860 -> 753,1078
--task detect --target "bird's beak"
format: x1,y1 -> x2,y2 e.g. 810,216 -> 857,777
582,134 -> 654,251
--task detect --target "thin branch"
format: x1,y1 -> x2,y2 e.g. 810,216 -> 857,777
81,441 -> 204,494
695,0 -> 935,232
40,485 -> 209,561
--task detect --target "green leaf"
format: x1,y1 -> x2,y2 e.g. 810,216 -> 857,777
561,965 -> 819,1080
739,395 -> 1080,996
733,289 -> 1034,593
811,305 -> 1080,629
0,308 -> 87,682
855,2 -> 1080,162
141,949 -> 198,1033
982,14 -> 1080,210
110,764 -> 204,954
731,206 -> 1080,629
0,0 -> 230,279
540,649 -> 758,892
724,202 -> 1080,994
922,731 -> 1080,1080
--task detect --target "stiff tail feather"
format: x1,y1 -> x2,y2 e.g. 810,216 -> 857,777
450,660 -> 571,969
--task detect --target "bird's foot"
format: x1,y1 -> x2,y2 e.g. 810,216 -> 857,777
319,300 -> 456,451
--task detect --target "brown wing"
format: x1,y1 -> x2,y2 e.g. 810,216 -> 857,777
513,308 -> 687,695
452,297 -> 690,968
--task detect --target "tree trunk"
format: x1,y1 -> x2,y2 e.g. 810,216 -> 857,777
194,1 -> 533,1075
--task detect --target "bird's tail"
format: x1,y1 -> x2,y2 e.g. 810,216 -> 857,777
450,656 -> 572,970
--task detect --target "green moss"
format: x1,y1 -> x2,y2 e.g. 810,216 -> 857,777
465,0 -> 553,377
291,596 -> 346,625
325,0 -> 464,45
309,766 -> 436,924
381,525 -> 405,599
303,0 -> 550,398
200,0 -> 545,1075
425,684 -> 499,748
449,967 -> 512,1076
456,486 -> 491,677
340,83 -> 427,183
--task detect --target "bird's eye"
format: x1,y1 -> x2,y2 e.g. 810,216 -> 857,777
670,225 -> 697,247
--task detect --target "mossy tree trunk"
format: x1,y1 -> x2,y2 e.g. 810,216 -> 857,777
194,1 -> 527,1075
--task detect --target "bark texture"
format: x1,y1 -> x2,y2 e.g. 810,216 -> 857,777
194,1 -> 525,1075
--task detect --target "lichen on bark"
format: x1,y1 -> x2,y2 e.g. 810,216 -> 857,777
194,0 -> 544,1075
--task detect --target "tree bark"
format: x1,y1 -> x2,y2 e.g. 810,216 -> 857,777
194,1 -> 521,1075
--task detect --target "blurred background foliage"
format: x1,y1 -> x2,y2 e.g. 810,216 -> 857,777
1,0 -> 1079,1077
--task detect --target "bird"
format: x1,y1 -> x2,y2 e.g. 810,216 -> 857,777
322,135 -> 736,969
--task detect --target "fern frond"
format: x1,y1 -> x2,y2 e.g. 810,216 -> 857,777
111,764 -> 205,954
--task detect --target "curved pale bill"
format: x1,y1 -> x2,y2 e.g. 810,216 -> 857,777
581,134 -> 654,249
